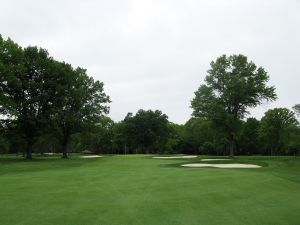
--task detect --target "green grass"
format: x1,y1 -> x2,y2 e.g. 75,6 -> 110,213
0,155 -> 299,225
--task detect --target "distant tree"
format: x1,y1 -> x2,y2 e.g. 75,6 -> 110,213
0,122 -> 9,154
93,116 -> 114,153
120,110 -> 170,154
286,125 -> 300,156
239,118 -> 260,155
191,54 -> 277,157
292,104 -> 300,117
112,121 -> 129,154
0,120 -> 25,155
259,108 -> 298,155
74,116 -> 114,154
184,118 -> 228,155
164,123 -> 185,154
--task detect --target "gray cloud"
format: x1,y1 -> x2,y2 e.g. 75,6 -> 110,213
1,0 -> 299,123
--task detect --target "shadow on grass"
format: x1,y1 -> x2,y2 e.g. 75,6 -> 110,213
0,154 -> 106,176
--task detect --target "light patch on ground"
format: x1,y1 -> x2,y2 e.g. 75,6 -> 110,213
181,163 -> 261,168
80,155 -> 103,158
201,159 -> 232,161
153,156 -> 197,159
44,153 -> 55,156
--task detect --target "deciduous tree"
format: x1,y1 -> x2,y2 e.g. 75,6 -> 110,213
259,108 -> 298,155
191,54 -> 277,157
0,35 -> 53,159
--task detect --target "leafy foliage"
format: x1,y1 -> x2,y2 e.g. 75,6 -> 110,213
0,35 -> 110,158
113,110 -> 171,154
191,54 -> 277,156
293,104 -> 300,117
1,36 -> 300,156
259,108 -> 299,155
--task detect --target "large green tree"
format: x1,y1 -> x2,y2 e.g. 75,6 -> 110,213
259,108 -> 298,155
0,35 -> 110,159
191,54 -> 277,157
49,63 -> 110,158
0,36 -> 54,159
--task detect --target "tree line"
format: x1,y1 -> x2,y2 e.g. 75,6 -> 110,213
0,35 -> 110,159
0,35 -> 299,158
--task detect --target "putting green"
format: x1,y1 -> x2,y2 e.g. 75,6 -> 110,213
0,155 -> 299,225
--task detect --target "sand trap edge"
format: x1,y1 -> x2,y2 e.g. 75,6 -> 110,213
201,159 -> 232,161
80,155 -> 103,158
181,163 -> 261,168
152,156 -> 198,159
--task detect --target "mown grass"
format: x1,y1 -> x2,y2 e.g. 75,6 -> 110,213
0,154 -> 299,225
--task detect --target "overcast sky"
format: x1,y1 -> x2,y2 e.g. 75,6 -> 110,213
1,0 -> 299,124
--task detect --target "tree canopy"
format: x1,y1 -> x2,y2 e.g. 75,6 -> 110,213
293,104 -> 300,117
0,35 -> 110,159
121,109 -> 170,154
1,36 -> 300,157
191,54 -> 277,157
259,108 -> 298,155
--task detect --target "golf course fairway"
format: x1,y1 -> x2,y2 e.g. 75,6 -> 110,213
0,155 -> 299,225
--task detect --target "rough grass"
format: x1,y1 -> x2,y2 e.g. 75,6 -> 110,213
0,155 -> 299,225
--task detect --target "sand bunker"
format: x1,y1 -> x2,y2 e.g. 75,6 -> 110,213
153,155 -> 197,159
201,159 -> 231,161
181,163 -> 261,168
80,155 -> 103,158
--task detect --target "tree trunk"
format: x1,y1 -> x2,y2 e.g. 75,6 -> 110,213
62,146 -> 68,158
229,134 -> 234,158
62,135 -> 69,159
25,141 -> 33,160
